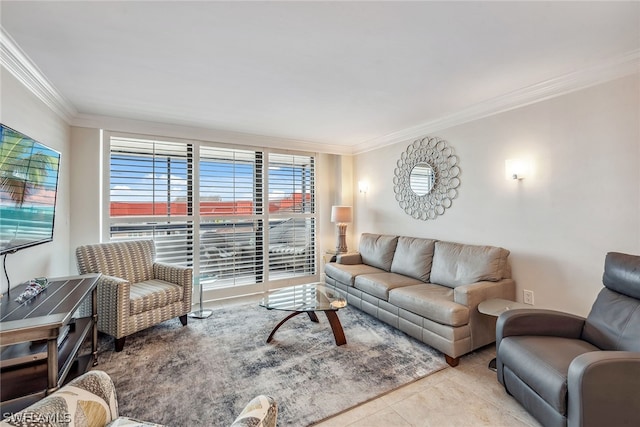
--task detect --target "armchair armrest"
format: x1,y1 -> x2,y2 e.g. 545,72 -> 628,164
0,370 -> 118,427
230,395 -> 277,427
497,309 -> 586,342
336,253 -> 362,265
96,275 -> 131,338
568,351 -> 640,427
153,262 -> 193,288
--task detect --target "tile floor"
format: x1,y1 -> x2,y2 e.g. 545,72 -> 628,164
312,346 -> 542,427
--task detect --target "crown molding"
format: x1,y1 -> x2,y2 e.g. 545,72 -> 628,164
72,113 -> 354,156
0,26 -> 77,122
3,23 -> 637,156
352,49 -> 640,155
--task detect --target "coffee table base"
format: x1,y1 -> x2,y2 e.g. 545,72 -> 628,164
266,310 -> 346,346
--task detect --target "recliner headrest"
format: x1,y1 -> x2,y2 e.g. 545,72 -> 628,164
602,252 -> 640,300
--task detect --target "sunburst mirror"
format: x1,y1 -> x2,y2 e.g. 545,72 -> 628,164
393,136 -> 461,220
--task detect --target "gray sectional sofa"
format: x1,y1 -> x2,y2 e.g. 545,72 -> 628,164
324,233 -> 515,366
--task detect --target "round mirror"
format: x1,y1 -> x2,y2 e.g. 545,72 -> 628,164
410,163 -> 435,196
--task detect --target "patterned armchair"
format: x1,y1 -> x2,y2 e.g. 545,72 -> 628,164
0,370 -> 278,427
76,240 -> 193,352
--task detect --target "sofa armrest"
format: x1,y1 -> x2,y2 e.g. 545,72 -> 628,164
230,395 -> 278,427
454,279 -> 515,350
568,351 -> 640,427
336,253 -> 362,265
1,370 -> 118,427
453,279 -> 515,308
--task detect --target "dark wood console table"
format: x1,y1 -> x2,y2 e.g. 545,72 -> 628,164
0,273 -> 100,412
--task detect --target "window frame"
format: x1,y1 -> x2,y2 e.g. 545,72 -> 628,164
103,131 -> 320,301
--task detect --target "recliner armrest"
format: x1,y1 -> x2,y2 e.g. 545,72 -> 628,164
497,309 -> 585,341
568,351 -> 640,427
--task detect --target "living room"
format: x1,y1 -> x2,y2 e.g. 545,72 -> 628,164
1,1 -> 639,427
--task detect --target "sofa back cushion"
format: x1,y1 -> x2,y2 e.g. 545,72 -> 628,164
430,241 -> 510,288
390,236 -> 436,282
359,233 -> 398,271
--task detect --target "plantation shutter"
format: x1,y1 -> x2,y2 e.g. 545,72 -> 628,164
109,137 -> 194,267
108,134 -> 318,294
267,152 -> 316,278
198,146 -> 263,288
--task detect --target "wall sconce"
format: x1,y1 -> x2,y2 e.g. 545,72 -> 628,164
358,181 -> 369,194
331,205 -> 353,253
505,159 -> 530,180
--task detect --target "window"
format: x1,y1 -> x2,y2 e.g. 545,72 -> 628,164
107,134 -> 318,297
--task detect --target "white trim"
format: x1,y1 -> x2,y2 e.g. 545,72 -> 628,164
0,26 -> 77,122
351,49 -> 640,154
72,113 -> 353,156
3,23 -> 638,156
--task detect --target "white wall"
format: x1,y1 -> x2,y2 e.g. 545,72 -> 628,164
353,74 -> 640,316
0,68 -> 71,292
69,126 -> 102,261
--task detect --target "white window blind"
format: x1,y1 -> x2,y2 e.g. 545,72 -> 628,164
198,146 -> 262,288
109,137 -> 194,267
108,135 -> 318,293
267,153 -> 316,279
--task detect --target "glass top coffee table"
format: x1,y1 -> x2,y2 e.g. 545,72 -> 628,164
259,282 -> 348,346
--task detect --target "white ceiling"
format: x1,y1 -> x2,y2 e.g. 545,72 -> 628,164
1,1 -> 639,153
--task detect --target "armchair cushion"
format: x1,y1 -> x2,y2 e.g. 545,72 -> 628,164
129,280 -> 184,315
499,336 -> 599,414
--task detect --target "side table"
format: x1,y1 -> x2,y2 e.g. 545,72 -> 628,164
478,298 -> 536,371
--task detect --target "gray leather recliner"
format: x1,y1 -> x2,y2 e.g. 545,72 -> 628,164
496,252 -> 640,427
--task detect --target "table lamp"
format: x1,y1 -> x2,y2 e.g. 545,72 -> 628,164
331,205 -> 353,253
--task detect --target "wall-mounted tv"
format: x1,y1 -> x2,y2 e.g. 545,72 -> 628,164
0,124 -> 61,255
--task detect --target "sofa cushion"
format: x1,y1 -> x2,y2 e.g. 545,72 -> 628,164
129,279 -> 184,315
325,262 -> 385,286
389,283 -> 469,327
430,241 -> 510,288
359,233 -> 399,271
390,236 -> 436,282
499,336 -> 598,415
354,273 -> 423,301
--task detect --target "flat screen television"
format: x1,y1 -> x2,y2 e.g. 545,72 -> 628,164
0,124 -> 60,255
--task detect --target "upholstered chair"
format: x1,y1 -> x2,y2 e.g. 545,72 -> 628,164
76,240 -> 193,352
496,252 -> 640,427
0,370 -> 277,427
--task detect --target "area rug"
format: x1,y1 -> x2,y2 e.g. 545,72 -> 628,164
94,303 -> 447,426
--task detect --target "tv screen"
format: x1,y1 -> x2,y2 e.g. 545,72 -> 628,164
0,124 -> 60,255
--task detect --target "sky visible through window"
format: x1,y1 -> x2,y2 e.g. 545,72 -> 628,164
110,154 -> 310,203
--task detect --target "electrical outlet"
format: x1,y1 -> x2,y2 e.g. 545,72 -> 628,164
523,289 -> 534,305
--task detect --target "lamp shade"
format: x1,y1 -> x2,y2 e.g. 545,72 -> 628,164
331,205 -> 353,223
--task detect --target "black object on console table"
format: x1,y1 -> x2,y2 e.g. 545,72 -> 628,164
0,273 -> 100,413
